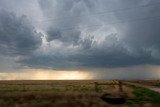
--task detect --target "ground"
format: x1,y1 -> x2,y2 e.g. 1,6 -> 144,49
0,80 -> 159,107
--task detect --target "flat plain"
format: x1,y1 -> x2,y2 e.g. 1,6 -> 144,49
0,80 -> 159,107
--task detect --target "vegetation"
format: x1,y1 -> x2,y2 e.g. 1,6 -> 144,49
0,80 -> 159,107
127,80 -> 160,87
127,85 -> 160,104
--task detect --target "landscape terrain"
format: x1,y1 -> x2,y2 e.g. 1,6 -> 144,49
0,80 -> 159,107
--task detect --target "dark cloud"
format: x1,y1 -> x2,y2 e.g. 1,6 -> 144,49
1,0 -> 160,72
46,27 -> 81,45
20,0 -> 160,70
46,28 -> 61,41
19,33 -> 157,70
0,10 -> 42,56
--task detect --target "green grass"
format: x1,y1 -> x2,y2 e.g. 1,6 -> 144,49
127,85 -> 160,105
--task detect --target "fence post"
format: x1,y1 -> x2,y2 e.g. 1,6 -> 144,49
94,82 -> 99,92
118,81 -> 123,92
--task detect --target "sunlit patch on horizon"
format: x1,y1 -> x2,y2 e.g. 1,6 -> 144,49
0,65 -> 160,80
0,69 -> 92,80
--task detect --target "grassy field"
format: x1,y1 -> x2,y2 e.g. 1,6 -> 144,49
127,80 -> 160,87
0,80 -> 159,107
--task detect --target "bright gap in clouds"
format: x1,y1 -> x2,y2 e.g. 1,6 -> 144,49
0,65 -> 160,80
0,69 -> 92,80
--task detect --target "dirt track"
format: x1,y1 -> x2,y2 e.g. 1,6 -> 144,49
124,82 -> 160,93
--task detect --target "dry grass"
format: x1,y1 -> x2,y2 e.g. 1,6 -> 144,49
0,80 -> 159,107
127,80 -> 160,87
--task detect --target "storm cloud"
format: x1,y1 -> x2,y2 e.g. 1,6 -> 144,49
0,10 -> 42,56
0,0 -> 160,74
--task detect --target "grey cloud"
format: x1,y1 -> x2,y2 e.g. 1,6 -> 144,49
1,0 -> 160,71
19,0 -> 160,70
80,35 -> 95,49
0,10 -> 42,56
46,28 -> 62,41
46,28 -> 81,45
19,34 -> 152,70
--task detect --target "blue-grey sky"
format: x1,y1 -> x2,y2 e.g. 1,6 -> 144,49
0,0 -> 160,79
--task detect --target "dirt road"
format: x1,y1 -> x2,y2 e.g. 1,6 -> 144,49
124,82 -> 160,93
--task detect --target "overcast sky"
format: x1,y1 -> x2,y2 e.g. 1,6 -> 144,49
0,0 -> 160,79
